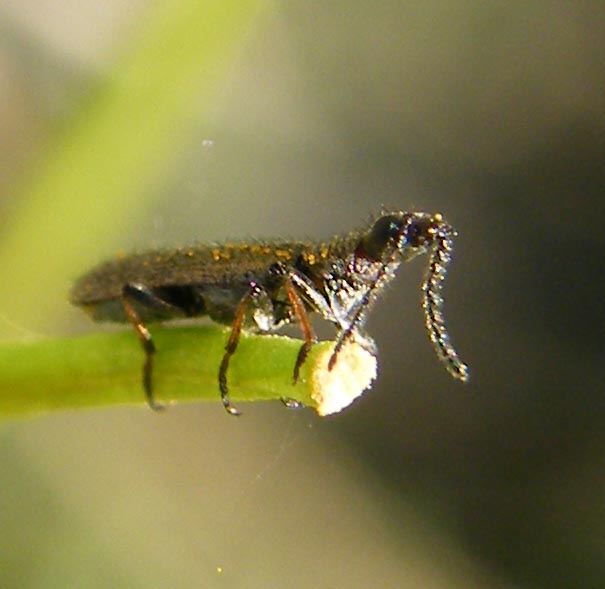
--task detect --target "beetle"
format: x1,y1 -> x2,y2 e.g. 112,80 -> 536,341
70,210 -> 469,414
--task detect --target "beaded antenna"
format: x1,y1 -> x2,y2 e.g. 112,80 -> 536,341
419,215 -> 469,381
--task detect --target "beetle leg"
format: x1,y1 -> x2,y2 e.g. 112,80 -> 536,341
220,282 -> 273,416
284,275 -> 316,385
121,283 -> 177,411
261,263 -> 314,409
287,269 -> 335,322
281,397 -> 305,409
327,282 -> 378,371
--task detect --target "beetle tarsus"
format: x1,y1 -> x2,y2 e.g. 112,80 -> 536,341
281,397 -> 305,409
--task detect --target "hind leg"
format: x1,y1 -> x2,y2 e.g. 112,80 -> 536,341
121,283 -> 182,411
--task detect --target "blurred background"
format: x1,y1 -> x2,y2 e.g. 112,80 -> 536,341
1,1 -> 604,587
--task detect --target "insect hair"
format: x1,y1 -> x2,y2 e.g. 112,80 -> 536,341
422,232 -> 469,382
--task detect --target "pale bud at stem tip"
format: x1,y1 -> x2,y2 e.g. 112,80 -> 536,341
311,341 -> 378,416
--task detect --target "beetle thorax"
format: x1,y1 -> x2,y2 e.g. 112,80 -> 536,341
323,251 -> 401,330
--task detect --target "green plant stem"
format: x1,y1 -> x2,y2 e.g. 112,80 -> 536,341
0,326 -> 333,420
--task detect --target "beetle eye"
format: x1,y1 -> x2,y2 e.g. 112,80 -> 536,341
363,214 -> 405,260
407,221 -> 422,244
405,217 -> 435,248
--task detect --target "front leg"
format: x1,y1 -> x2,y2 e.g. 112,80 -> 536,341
327,284 -> 376,371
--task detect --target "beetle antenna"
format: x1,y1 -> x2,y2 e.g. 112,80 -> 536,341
421,231 -> 469,381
